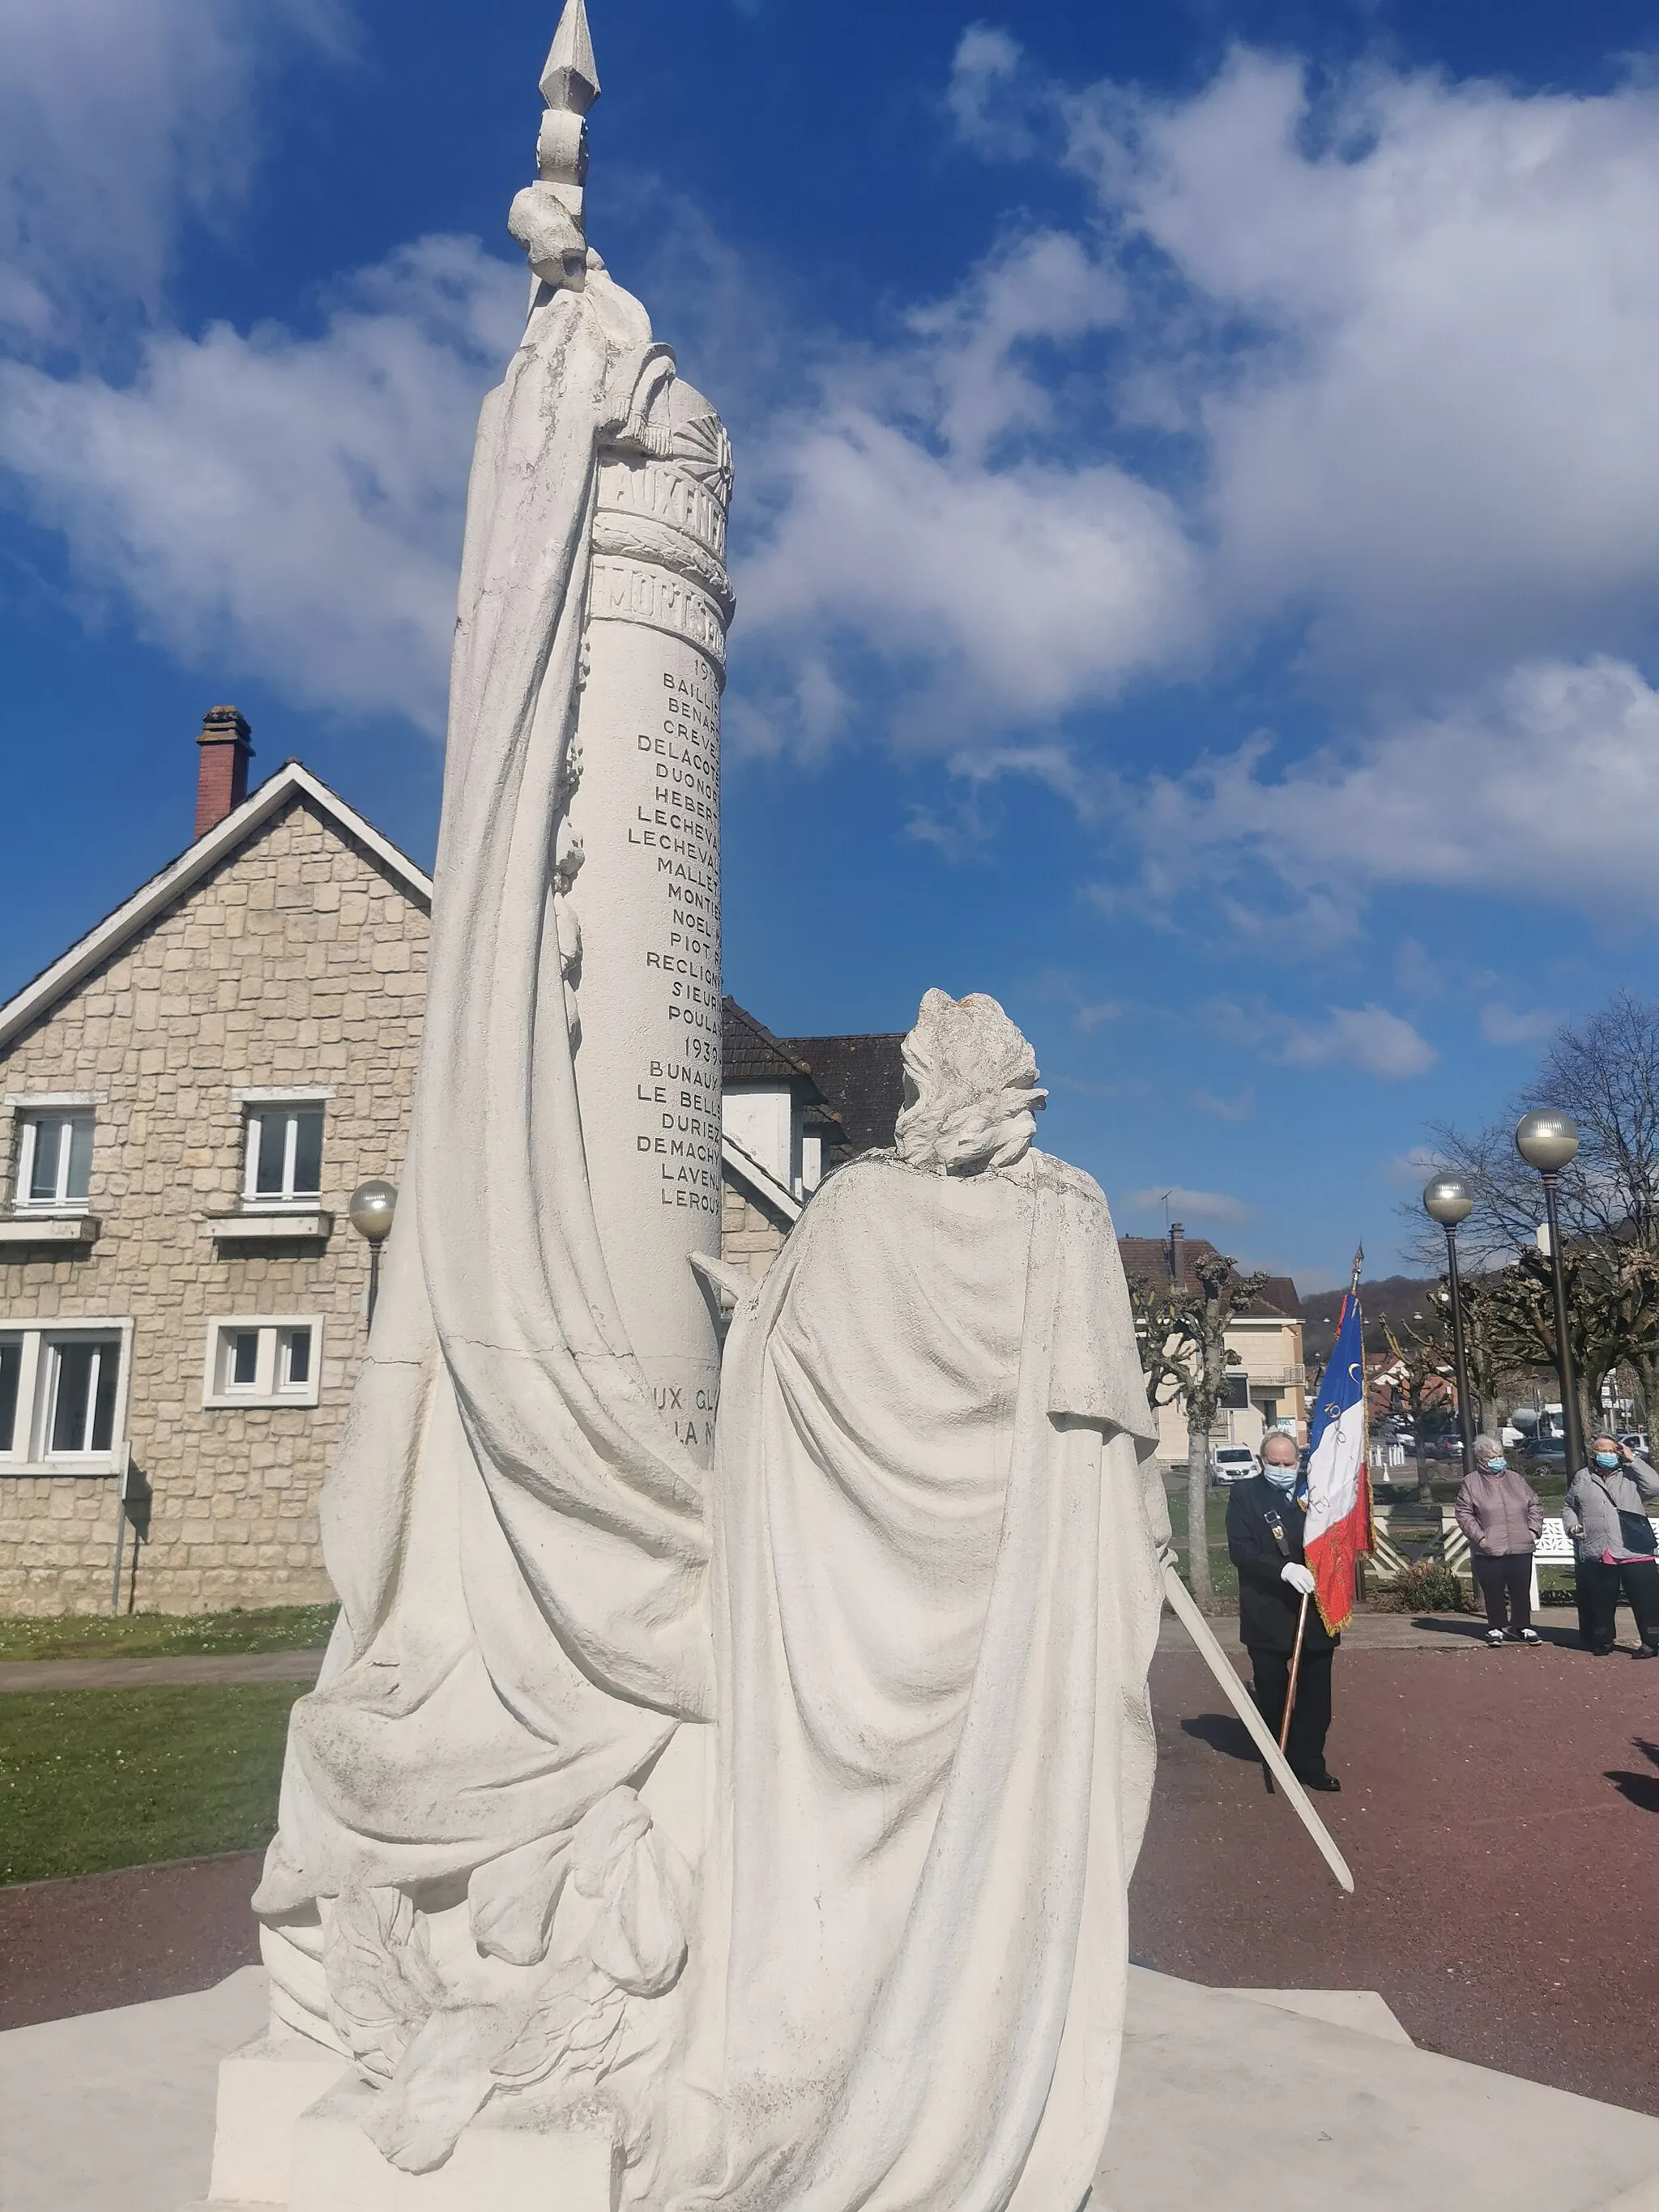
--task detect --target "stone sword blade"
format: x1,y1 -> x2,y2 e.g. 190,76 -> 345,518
1162,1563 -> 1355,1894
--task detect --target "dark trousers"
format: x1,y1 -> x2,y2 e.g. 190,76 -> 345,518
1248,1646 -> 1334,1782
1472,1552 -> 1533,1634
1576,1558 -> 1659,1652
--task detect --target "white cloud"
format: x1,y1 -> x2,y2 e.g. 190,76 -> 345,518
1063,49 -> 1659,687
1125,1184 -> 1257,1228
1193,1084 -> 1255,1121
1209,995 -> 1436,1079
0,0 -> 347,346
1479,1002 -> 1563,1046
1277,1005 -> 1437,1080
1124,656 -> 1659,927
1381,1144 -> 1446,1189
0,237 -> 521,732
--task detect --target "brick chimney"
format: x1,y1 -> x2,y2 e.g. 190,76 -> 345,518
195,705 -> 254,837
1167,1220 -> 1185,1289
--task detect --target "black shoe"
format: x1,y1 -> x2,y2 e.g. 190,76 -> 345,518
1636,1644 -> 1659,1660
1588,1643 -> 1618,1656
1296,1772 -> 1341,1792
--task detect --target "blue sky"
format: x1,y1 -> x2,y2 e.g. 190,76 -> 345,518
5,0 -> 1659,1290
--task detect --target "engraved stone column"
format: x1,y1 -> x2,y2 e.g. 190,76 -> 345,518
568,399 -> 732,1460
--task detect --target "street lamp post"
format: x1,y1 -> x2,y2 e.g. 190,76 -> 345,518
348,1177 -> 399,1329
1422,1175 -> 1476,1480
1514,1111 -> 1584,1482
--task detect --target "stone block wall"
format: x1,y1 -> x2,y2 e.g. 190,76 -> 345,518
721,1177 -> 793,1281
0,795 -> 429,1615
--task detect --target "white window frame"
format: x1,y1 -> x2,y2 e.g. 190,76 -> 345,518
202,1315 -> 324,1409
240,1094 -> 329,1209
11,1103 -> 98,1213
0,1317 -> 133,1474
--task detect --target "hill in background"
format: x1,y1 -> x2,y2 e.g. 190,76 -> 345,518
1302,1275 -> 1437,1367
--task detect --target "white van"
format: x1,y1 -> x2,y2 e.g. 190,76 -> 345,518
1211,1445 -> 1261,1486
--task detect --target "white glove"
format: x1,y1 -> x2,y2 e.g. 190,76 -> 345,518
1280,1562 -> 1316,1597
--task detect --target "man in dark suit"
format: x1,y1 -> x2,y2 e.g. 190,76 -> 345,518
1226,1430 -> 1340,1791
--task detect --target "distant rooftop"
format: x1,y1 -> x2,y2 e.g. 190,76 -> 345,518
1118,1232 -> 1302,1320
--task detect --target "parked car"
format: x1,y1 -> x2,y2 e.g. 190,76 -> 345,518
1619,1431 -> 1650,1460
1210,1445 -> 1261,1486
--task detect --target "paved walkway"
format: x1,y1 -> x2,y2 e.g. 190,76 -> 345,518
0,1648 -> 325,1693
1132,1635 -> 1659,2119
1155,1603 -> 1597,1655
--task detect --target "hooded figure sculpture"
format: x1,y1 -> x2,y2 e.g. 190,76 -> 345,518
679,989 -> 1171,2212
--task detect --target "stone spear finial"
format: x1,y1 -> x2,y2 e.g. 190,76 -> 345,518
536,0 -> 599,230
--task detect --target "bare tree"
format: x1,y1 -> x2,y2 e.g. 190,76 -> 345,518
1130,1253 -> 1268,1609
1406,993 -> 1659,1271
1378,1316 -> 1455,1503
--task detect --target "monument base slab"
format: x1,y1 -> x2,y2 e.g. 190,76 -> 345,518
194,2036 -> 619,2212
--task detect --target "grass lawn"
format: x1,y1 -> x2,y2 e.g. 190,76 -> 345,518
0,1682 -> 297,1885
1165,1481 -> 1240,1609
0,1604 -> 337,1662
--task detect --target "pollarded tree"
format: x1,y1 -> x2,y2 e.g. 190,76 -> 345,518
1132,1252 -> 1268,1611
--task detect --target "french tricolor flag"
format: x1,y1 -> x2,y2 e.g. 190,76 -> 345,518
1303,1290 -> 1371,1635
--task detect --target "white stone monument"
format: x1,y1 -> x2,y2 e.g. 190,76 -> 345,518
202,15 -> 1175,2211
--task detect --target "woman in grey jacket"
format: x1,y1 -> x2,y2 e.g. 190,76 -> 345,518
1454,1439 -> 1544,1647
1562,1435 -> 1659,1657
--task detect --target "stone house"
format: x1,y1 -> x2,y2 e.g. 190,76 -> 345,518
1119,1224 -> 1308,1464
0,718 -> 909,1617
0,712 -> 432,1617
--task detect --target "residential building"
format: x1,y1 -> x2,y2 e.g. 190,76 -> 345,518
1120,1223 -> 1307,1465
0,714 -> 432,1616
0,718 -> 909,1617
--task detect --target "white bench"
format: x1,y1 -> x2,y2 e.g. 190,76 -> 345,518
1527,1515 -> 1659,1609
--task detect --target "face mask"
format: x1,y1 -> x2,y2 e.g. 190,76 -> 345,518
1485,1457 -> 1507,1473
1262,1458 -> 1299,1490
1595,1451 -> 1621,1470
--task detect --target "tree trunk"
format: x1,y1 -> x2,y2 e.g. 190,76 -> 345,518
1637,1357 -> 1659,1451
1185,1405 -> 1215,1611
1414,1392 -> 1431,1507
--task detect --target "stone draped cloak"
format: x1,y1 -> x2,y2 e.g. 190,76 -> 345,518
683,1147 -> 1168,2212
255,266 -> 718,1984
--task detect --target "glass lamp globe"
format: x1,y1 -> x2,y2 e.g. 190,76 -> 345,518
1422,1174 -> 1474,1226
348,1177 -> 399,1244
1514,1110 -> 1580,1175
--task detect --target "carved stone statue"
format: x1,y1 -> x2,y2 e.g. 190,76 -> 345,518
215,15 -> 1173,2209
245,0 -> 728,2181
672,988 -> 1170,2212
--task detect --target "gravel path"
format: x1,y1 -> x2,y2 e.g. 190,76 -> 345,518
0,1650 -> 324,1694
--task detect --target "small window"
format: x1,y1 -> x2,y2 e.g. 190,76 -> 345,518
0,1322 -> 130,1468
244,1105 -> 324,1206
48,1336 -> 119,1454
0,1336 -> 20,1453
17,1112 -> 94,1210
203,1317 -> 323,1409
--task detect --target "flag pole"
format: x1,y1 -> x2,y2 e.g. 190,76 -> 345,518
1278,1592 -> 1310,1754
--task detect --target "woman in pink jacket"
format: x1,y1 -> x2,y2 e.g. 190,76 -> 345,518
1455,1438 -> 1545,1647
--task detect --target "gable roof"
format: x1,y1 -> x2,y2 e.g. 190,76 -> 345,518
780,1033 -> 906,1154
1118,1233 -> 1302,1320
0,761 -> 432,1055
722,998 -> 825,1097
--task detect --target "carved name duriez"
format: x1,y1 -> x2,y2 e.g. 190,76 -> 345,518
218,11 -> 1186,2212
